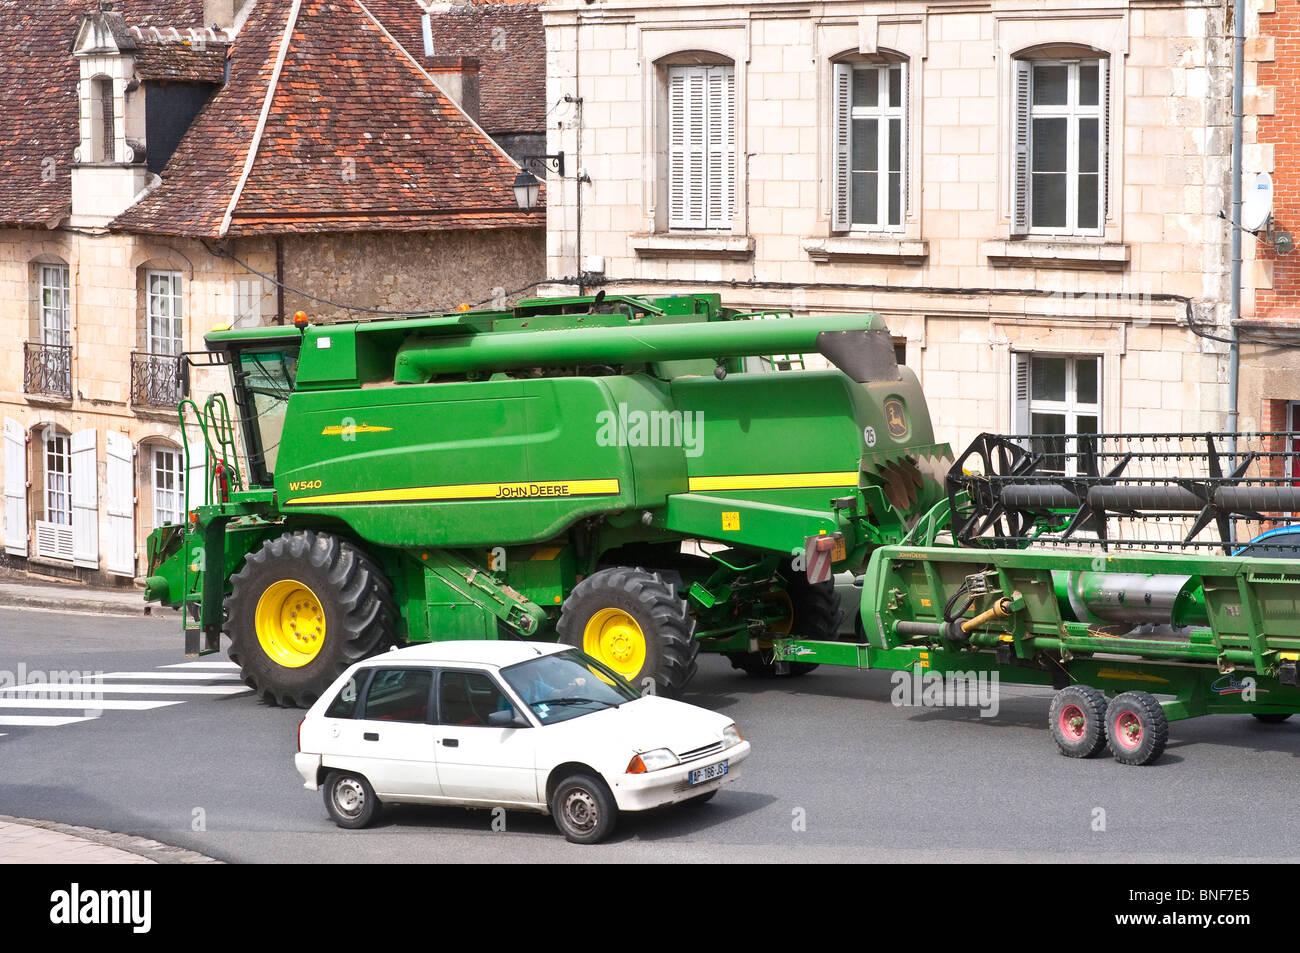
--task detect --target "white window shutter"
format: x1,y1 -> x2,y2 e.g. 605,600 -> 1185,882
105,431 -> 135,578
705,65 -> 736,229
832,62 -> 852,231
71,428 -> 98,569
668,67 -> 707,229
1012,353 -> 1032,436
1011,59 -> 1032,235
900,60 -> 910,219
185,435 -> 208,511
3,418 -> 27,558
1100,57 -> 1110,222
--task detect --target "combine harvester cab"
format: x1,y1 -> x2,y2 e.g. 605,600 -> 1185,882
777,430 -> 1300,765
146,294 -> 949,706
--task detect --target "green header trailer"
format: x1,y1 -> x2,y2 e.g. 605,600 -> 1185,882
774,431 -> 1300,764
146,292 -> 948,706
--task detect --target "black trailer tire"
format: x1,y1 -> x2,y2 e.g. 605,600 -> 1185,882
727,563 -> 844,678
550,773 -> 618,844
322,770 -> 381,829
225,530 -> 397,708
1105,691 -> 1169,766
1048,685 -> 1110,758
556,567 -> 698,697
1252,712 -> 1293,724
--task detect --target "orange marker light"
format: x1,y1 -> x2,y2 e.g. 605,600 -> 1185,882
456,303 -> 471,312
626,755 -> 648,775
293,311 -> 310,328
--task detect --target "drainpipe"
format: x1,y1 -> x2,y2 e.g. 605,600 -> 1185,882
1228,0 -> 1244,456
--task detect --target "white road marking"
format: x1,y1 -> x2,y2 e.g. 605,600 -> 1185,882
0,699 -> 183,711
0,683 -> 250,696
0,715 -> 98,727
91,672 -> 243,681
159,661 -> 240,669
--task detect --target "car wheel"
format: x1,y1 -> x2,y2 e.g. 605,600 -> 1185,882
225,530 -> 397,708
323,771 -> 381,829
550,773 -> 617,844
556,567 -> 698,698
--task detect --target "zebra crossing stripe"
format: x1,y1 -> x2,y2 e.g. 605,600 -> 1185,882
92,672 -> 243,681
0,684 -> 250,696
159,661 -> 240,669
0,699 -> 183,711
0,715 -> 98,727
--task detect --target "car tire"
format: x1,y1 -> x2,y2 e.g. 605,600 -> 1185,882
322,770 -> 381,829
1105,691 -> 1169,766
727,562 -> 844,678
1048,685 -> 1110,758
226,530 -> 397,708
550,773 -> 617,844
556,567 -> 698,698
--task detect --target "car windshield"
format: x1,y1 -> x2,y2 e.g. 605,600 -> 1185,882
501,649 -> 640,725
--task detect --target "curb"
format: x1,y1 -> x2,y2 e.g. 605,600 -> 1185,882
0,815 -> 221,864
0,592 -> 176,619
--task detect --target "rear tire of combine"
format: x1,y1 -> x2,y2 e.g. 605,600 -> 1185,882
727,564 -> 843,679
225,530 -> 396,708
1105,691 -> 1169,766
556,567 -> 698,698
1048,685 -> 1110,758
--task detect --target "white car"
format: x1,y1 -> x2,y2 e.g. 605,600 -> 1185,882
295,641 -> 750,843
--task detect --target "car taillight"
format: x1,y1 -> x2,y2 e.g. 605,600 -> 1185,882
626,754 -> 647,774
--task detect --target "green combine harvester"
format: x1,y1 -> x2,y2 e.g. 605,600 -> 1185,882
146,293 -> 948,705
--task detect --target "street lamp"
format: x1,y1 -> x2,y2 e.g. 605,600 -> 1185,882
512,169 -> 541,211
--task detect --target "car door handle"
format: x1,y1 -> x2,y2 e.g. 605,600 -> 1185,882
440,738 -> 459,748
363,732 -> 379,741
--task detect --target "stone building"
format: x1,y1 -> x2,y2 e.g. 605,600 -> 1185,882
0,0 -> 543,585
541,0 -> 1239,457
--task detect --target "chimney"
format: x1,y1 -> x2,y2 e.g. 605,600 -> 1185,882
203,0 -> 249,31
425,55 -> 480,124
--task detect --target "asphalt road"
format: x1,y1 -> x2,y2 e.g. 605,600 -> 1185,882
2,605 -> 1298,863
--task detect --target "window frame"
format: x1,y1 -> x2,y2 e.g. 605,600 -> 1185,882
145,269 -> 184,357
151,445 -> 184,528
39,264 -> 71,347
1013,55 -> 1108,238
1013,352 -> 1102,476
44,430 -> 72,527
832,59 -> 908,233
665,62 -> 736,231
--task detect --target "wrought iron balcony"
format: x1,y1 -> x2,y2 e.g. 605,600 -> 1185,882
131,351 -> 184,409
23,342 -> 72,399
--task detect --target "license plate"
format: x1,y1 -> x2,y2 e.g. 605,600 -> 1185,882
688,760 -> 728,786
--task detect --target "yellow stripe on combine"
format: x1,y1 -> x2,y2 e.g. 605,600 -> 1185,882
687,471 -> 859,492
286,478 -> 621,506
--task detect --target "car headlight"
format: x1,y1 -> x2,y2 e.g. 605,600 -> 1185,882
723,724 -> 743,748
626,748 -> 679,773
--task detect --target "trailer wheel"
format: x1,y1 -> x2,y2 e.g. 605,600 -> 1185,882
226,530 -> 396,708
1252,713 -> 1293,724
1048,685 -> 1109,758
1105,691 -> 1169,766
727,564 -> 843,678
557,567 -> 698,697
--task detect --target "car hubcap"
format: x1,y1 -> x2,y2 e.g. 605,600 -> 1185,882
255,579 -> 327,668
562,789 -> 597,832
334,778 -> 365,817
583,608 -> 646,679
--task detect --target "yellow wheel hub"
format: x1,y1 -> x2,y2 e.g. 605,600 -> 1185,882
255,579 -> 327,668
583,608 -> 647,678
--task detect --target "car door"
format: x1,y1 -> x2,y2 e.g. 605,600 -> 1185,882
348,667 -> 441,799
434,669 -> 540,806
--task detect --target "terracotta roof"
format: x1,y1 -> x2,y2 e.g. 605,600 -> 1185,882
113,0 -> 537,237
0,0 -> 216,229
132,41 -> 229,83
363,0 -> 544,135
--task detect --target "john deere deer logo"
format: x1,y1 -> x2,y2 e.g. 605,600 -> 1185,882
884,398 -> 908,438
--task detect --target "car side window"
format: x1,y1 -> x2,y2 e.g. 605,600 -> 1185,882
325,670 -> 369,719
438,671 -> 519,727
362,669 -> 433,723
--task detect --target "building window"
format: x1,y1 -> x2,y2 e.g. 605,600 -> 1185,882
92,76 -> 116,163
1012,57 -> 1108,236
40,265 -> 70,346
152,446 -> 184,527
667,64 -> 735,229
32,428 -> 75,562
833,61 -> 907,231
1013,353 -> 1101,474
146,270 -> 184,356
44,432 -> 72,527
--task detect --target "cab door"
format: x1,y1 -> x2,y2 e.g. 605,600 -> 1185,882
434,669 -> 540,806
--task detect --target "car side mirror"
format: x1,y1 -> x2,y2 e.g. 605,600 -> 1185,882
488,709 -> 529,729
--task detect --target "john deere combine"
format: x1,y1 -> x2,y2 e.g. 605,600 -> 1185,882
146,293 -> 948,706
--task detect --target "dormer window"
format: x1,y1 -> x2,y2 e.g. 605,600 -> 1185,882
92,76 -> 117,163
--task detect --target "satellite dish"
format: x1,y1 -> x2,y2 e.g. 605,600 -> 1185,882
1242,171 -> 1274,232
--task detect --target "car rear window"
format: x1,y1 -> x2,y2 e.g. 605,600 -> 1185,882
325,671 -> 368,719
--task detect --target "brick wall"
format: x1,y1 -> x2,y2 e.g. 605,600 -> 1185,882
1253,0 -> 1299,317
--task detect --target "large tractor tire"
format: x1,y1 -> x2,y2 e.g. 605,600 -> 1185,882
727,563 -> 844,679
225,530 -> 397,708
556,567 -> 698,698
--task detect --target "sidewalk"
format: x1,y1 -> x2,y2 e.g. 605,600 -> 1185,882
0,576 -> 176,618
0,816 -> 218,864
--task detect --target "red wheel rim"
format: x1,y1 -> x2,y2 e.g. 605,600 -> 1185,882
1114,710 -> 1142,749
1059,704 -> 1087,741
